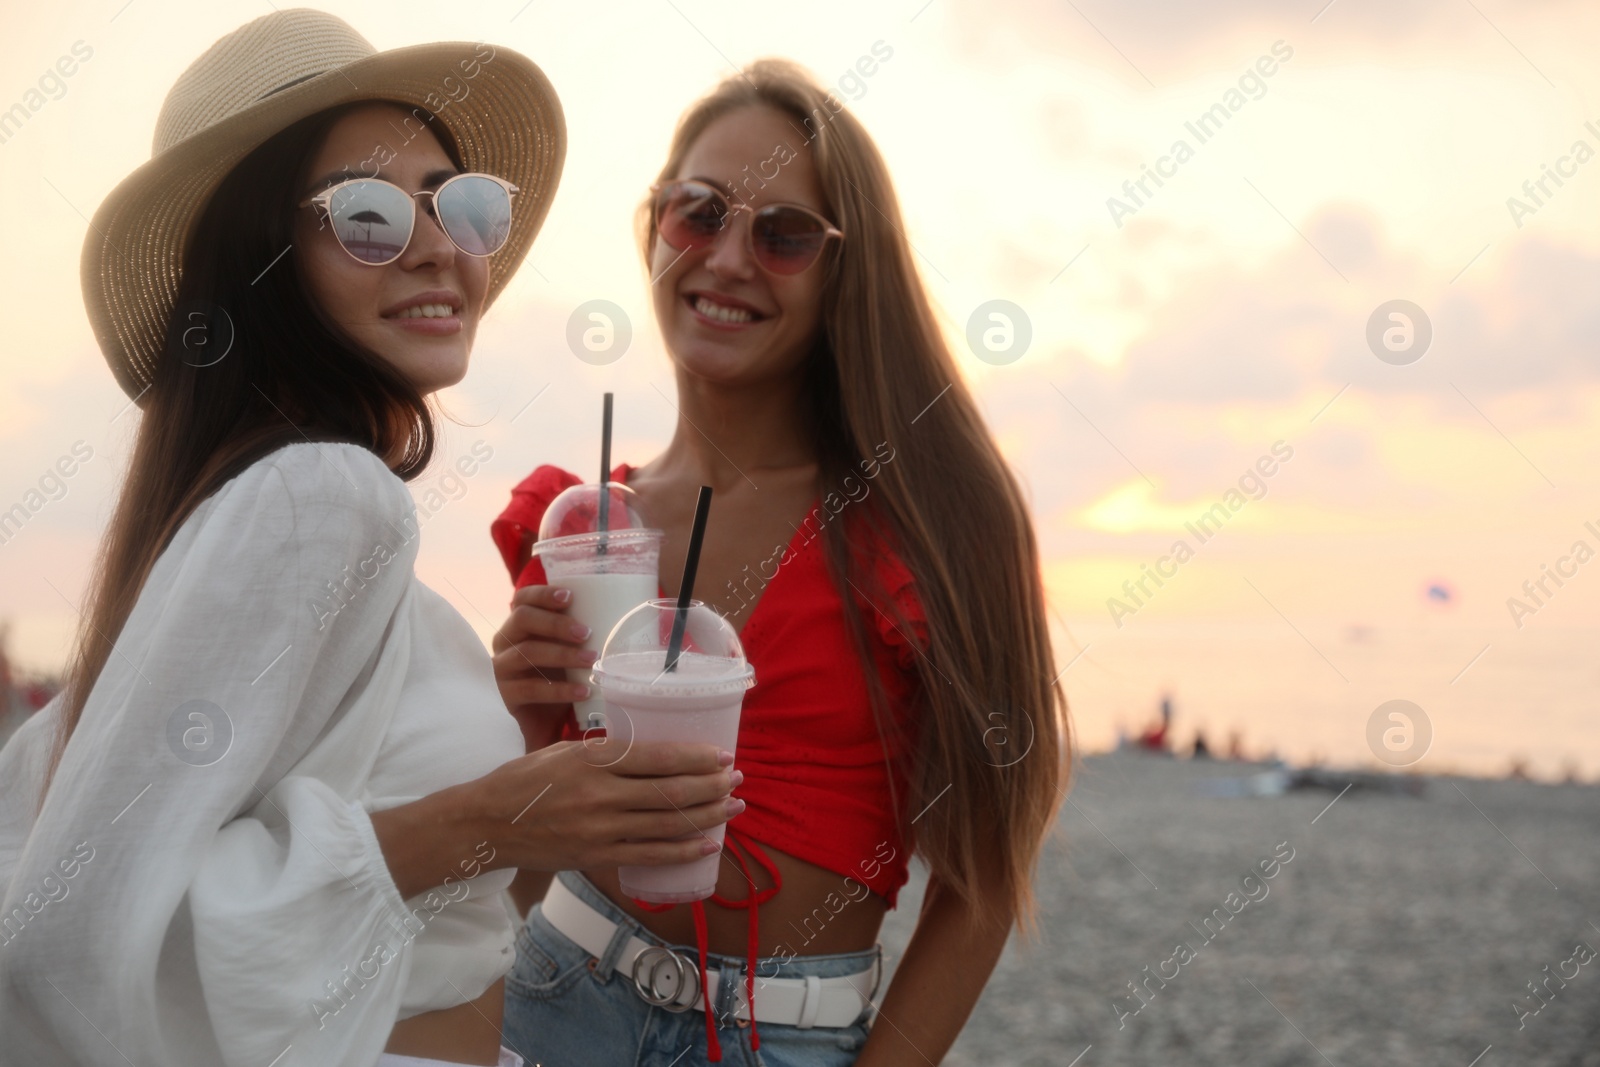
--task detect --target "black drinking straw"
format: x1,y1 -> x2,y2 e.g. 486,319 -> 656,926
597,393 -> 614,555
664,485 -> 713,672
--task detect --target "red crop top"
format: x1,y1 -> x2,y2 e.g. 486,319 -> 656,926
492,464 -> 928,1058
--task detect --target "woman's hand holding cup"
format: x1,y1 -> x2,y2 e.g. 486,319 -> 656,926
470,738 -> 745,872
492,583 -> 594,751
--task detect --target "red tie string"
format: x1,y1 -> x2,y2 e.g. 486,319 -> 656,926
712,830 -> 781,1051
629,828 -> 783,1062
690,900 -> 716,1059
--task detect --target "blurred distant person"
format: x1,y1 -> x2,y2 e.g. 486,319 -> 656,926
1136,693 -> 1173,752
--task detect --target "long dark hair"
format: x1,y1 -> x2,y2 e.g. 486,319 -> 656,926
45,101 -> 446,792
642,62 -> 1069,936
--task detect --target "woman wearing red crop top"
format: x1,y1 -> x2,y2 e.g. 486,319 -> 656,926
491,60 -> 1069,1067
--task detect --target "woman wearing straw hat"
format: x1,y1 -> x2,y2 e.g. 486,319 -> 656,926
488,59 -> 1068,1066
0,10 -> 739,1067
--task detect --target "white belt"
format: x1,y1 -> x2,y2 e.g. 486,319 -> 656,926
538,875 -> 881,1029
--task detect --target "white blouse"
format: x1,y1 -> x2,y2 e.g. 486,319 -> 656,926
0,442 -> 526,1067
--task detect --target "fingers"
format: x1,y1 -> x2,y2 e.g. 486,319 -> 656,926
615,770 -> 741,816
511,584 -> 573,611
486,743 -> 741,871
617,795 -> 742,840
502,673 -> 590,707
612,741 -> 732,779
492,587 -> 585,656
500,604 -> 592,647
493,637 -> 597,678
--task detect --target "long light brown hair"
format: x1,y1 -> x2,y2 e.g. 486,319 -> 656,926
640,60 -> 1069,936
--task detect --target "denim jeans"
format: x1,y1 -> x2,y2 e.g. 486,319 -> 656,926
501,871 -> 879,1067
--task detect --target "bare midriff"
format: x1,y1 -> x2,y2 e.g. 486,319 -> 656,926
382,976 -> 505,1065
581,839 -> 888,958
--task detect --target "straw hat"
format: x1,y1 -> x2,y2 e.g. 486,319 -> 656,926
82,8 -> 566,402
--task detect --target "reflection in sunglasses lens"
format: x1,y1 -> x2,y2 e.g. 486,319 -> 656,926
328,180 -> 413,264
438,176 -> 513,257
660,183 -> 727,248
754,207 -> 827,273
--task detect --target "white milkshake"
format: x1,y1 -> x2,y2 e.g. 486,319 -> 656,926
557,572 -> 659,726
532,480 -> 664,733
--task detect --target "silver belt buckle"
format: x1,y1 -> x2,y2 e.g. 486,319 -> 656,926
631,945 -> 700,1013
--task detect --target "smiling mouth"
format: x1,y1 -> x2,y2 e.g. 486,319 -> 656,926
384,302 -> 459,320
687,293 -> 766,325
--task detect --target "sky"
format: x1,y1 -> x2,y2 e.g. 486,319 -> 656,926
2,0 -> 1598,776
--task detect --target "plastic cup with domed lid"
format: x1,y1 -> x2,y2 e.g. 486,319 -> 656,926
532,480 -> 663,729
595,597 -> 756,903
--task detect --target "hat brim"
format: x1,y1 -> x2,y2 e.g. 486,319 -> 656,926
82,41 -> 566,402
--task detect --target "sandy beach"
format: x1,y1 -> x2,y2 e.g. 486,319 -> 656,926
879,750 -> 1600,1066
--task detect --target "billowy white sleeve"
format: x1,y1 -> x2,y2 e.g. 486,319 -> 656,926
0,442 -> 429,1067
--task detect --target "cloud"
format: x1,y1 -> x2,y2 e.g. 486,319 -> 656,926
1437,240 -> 1600,390
939,0 -> 1592,84
1056,203 -> 1600,416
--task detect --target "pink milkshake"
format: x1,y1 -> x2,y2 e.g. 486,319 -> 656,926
593,597 -> 755,903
